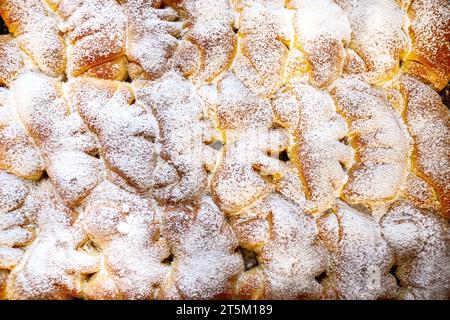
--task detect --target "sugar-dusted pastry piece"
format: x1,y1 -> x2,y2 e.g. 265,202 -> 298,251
232,0 -> 292,97
5,180 -> 99,300
0,88 -> 44,180
82,181 -> 169,300
401,173 -> 440,212
0,0 -> 448,301
136,72 -> 217,204
317,202 -> 397,299
167,0 -> 237,83
287,0 -> 351,87
342,48 -> 367,75
69,77 -> 159,192
54,0 -> 127,80
212,73 -> 287,214
0,35 -> 23,86
232,195 -> 328,299
0,0 -> 66,76
216,72 -> 274,131
12,71 -> 103,208
381,201 -> 449,299
273,84 -> 352,213
0,172 -> 35,271
402,0 -> 450,91
331,77 -> 410,206
120,0 -> 182,81
212,129 -> 287,215
394,76 -> 450,218
161,198 -> 243,299
336,0 -> 409,84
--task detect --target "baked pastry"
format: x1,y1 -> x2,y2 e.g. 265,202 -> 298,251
0,0 -> 449,300
0,0 -> 66,76
52,0 -> 127,80
401,0 -> 450,91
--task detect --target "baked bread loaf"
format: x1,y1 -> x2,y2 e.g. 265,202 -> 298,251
0,0 -> 449,300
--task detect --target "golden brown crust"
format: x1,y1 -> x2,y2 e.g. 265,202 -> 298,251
337,0 -> 409,85
230,195 -> 328,299
0,35 -> 23,86
288,0 -> 351,88
232,0 -> 291,97
0,0 -> 449,301
317,202 -> 397,300
12,72 -> 103,208
396,76 -> 450,218
0,87 -> 45,180
403,0 -> 450,91
56,0 -> 126,80
0,0 -> 41,35
402,173 -> 440,211
83,56 -> 128,81
381,201 -> 449,299
0,0 -> 66,76
169,0 -> 237,84
69,77 -> 158,193
331,77 -> 410,206
121,0 -> 181,81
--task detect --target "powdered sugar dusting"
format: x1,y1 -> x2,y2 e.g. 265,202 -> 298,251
0,35 -> 24,86
69,77 -> 159,192
231,195 -> 328,299
232,0 -> 292,97
121,0 -> 181,81
0,0 -> 449,301
402,0 -> 450,90
171,0 -> 237,84
12,71 -> 103,207
381,201 -> 449,299
319,201 -> 397,300
277,84 -> 352,213
136,72 -> 217,204
0,86 -> 45,180
289,0 -> 351,87
163,198 -> 242,299
0,0 -> 66,76
337,0 -> 408,84
396,76 -> 450,218
56,0 -> 126,79
331,77 -> 410,205
212,73 -> 288,214
81,180 -> 169,299
2,178 -> 99,299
